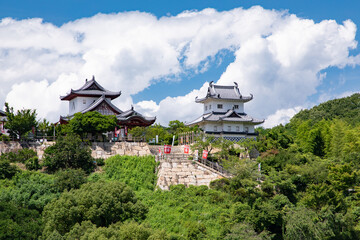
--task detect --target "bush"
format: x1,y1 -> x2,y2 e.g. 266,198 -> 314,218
0,135 -> 10,142
0,171 -> 59,211
25,156 -> 41,171
0,159 -> 18,179
42,180 -> 148,237
54,168 -> 87,192
95,158 -> 105,166
104,155 -> 158,191
16,148 -> 37,163
0,148 -> 37,163
0,201 -> 43,240
43,133 -> 95,173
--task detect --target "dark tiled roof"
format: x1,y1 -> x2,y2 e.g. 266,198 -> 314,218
117,107 -> 156,122
187,109 -> 264,126
60,76 -> 121,100
0,110 -> 6,116
196,82 -> 253,103
80,95 -> 122,115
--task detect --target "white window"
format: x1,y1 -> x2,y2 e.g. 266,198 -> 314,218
83,99 -> 86,104
214,126 -> 217,132
217,104 -> 223,109
236,126 -> 240,132
234,105 -> 239,109
228,126 -> 231,132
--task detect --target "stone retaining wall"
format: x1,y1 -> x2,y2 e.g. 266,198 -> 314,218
91,142 -> 151,159
0,141 -> 151,159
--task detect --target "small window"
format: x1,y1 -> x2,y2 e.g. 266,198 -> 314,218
236,126 -> 240,132
209,105 -> 211,110
214,126 -> 217,132
217,104 -> 223,109
234,105 -> 239,109
83,99 -> 86,104
205,106 -> 208,111
228,126 -> 231,132
245,127 -> 249,132
72,102 -> 75,110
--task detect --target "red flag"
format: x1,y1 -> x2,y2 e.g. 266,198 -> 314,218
164,145 -> 171,154
184,145 -> 189,154
202,150 -> 208,159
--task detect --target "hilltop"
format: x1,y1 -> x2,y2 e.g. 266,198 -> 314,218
290,93 -> 360,126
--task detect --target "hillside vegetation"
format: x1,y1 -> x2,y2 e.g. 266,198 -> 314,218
1,94 -> 360,239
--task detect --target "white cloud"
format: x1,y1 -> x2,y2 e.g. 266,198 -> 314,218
0,6 -> 359,126
263,106 -> 303,128
135,83 -> 208,125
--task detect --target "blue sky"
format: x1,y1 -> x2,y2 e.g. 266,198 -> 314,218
0,0 -> 359,127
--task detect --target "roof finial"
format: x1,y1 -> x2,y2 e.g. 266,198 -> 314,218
85,78 -> 88,82
92,75 -> 95,81
209,81 -> 214,87
234,82 -> 238,87
131,105 -> 134,110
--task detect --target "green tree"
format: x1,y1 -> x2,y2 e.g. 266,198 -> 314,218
4,103 -> 37,140
42,133 -> 95,173
54,168 -> 88,192
38,118 -> 52,140
42,180 -> 148,237
284,207 -> 333,240
0,159 -> 18,179
69,111 -> 117,140
0,201 -> 43,240
225,222 -> 272,240
0,171 -> 60,211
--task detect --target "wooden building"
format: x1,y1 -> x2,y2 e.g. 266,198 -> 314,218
59,76 -> 156,134
187,82 -> 264,141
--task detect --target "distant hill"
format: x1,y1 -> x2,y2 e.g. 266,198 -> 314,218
289,93 -> 360,126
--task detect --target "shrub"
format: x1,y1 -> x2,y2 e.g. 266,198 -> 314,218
95,158 -> 105,166
42,180 -> 148,237
43,133 -> 95,173
0,159 -> 18,179
104,155 -> 158,191
54,168 -> 87,192
0,135 -> 10,142
25,156 -> 41,171
0,201 -> 43,240
0,171 -> 59,211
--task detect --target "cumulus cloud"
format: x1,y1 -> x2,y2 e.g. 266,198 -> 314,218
1,6 -> 359,126
263,107 -> 303,128
135,82 -> 208,125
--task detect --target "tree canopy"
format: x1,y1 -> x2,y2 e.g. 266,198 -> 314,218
4,103 -> 37,140
68,111 -> 117,139
42,133 -> 95,173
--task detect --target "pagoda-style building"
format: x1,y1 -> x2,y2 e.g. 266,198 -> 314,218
60,76 -> 156,133
0,109 -> 6,135
187,82 -> 264,141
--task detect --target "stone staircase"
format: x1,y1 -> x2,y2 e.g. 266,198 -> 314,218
150,145 -> 231,190
156,160 -> 224,190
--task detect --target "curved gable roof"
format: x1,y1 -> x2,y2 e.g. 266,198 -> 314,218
196,82 -> 253,103
60,76 -> 121,101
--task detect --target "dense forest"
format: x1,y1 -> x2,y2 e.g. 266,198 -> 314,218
1,93 -> 360,239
